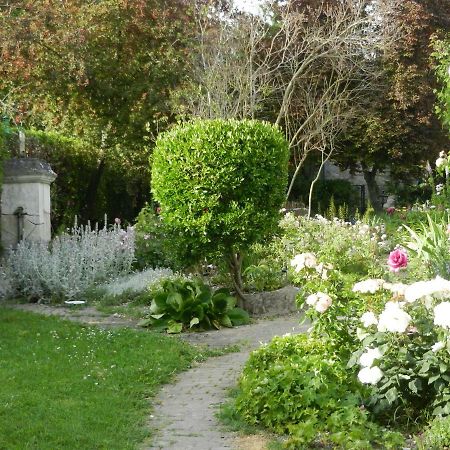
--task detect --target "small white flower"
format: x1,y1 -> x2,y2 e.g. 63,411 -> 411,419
306,291 -> 332,312
315,293 -> 332,313
432,341 -> 445,352
353,279 -> 385,294
290,253 -> 317,272
404,277 -> 450,303
306,293 -> 318,306
359,347 -> 382,368
434,302 -> 450,329
358,366 -> 383,385
436,155 -> 446,168
377,302 -> 411,333
383,282 -> 407,297
360,311 -> 378,327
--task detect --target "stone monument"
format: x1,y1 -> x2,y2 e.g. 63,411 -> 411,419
1,157 -> 57,249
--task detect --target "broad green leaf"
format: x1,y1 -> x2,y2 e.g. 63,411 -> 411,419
190,317 -> 200,328
167,292 -> 184,312
167,321 -> 183,334
219,314 -> 233,328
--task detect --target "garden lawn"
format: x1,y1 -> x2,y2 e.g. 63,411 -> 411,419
0,307 -> 203,450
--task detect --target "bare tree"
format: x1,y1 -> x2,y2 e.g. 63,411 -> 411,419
183,0 -> 397,209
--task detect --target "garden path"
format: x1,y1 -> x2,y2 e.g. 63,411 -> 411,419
10,304 -> 307,450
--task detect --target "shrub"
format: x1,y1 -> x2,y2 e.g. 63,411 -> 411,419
313,179 -> 360,216
134,204 -> 176,270
151,119 -> 289,304
2,221 -> 134,302
235,334 -> 403,449
417,415 -> 450,449
139,277 -> 250,333
2,126 -> 148,231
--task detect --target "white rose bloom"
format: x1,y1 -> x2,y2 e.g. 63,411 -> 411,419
377,302 -> 411,333
360,311 -> 378,327
383,282 -> 407,297
306,293 -> 318,306
358,366 -> 383,385
434,302 -> 450,329
432,341 -> 445,352
290,252 -> 317,272
404,277 -> 450,303
436,157 -> 446,168
359,348 -> 382,368
353,279 -> 385,294
314,292 -> 332,313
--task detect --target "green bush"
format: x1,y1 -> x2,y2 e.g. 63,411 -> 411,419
2,126 -> 148,231
313,179 -> 360,216
418,415 -> 450,449
235,334 -> 403,449
134,204 -> 174,270
139,277 -> 250,333
151,119 -> 289,302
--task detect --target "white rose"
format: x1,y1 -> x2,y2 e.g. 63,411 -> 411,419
432,341 -> 445,352
436,156 -> 447,168
358,366 -> 383,385
306,293 -> 318,306
377,302 -> 411,333
359,348 -> 382,368
314,292 -> 332,313
360,311 -> 378,327
434,302 -> 450,329
353,279 -> 385,294
290,252 -> 317,272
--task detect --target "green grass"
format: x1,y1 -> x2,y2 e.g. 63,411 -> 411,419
0,307 -> 205,450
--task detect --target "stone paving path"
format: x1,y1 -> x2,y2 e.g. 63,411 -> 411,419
9,303 -> 307,450
148,315 -> 308,450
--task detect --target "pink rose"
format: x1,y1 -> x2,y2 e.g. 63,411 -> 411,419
385,207 -> 395,215
387,248 -> 408,272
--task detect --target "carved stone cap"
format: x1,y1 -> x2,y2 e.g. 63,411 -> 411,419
2,158 -> 57,184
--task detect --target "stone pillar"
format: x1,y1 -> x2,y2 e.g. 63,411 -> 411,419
1,158 -> 57,249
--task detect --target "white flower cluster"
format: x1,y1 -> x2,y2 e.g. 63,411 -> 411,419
377,302 -> 411,333
353,279 -> 385,294
290,253 -> 317,272
436,151 -> 447,168
290,253 -> 332,280
434,301 -> 450,329
2,223 -> 135,301
306,291 -> 333,313
357,347 -> 383,385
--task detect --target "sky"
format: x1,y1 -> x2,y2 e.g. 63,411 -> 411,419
232,0 -> 264,16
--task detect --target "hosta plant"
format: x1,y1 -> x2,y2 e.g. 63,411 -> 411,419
139,277 -> 249,333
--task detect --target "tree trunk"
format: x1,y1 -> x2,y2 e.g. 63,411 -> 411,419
362,165 -> 382,212
82,158 -> 106,221
228,251 -> 246,309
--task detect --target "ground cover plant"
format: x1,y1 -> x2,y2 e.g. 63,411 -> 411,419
0,307 -> 208,450
1,220 -> 134,302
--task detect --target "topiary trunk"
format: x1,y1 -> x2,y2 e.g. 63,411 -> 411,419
228,251 -> 247,309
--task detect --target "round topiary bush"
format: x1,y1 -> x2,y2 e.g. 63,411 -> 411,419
151,118 -> 289,306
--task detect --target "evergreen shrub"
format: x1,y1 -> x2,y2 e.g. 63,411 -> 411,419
151,119 -> 289,298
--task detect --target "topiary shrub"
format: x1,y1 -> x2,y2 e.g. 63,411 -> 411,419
151,119 -> 289,307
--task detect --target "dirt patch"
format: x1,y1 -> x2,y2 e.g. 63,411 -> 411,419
233,434 -> 272,450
